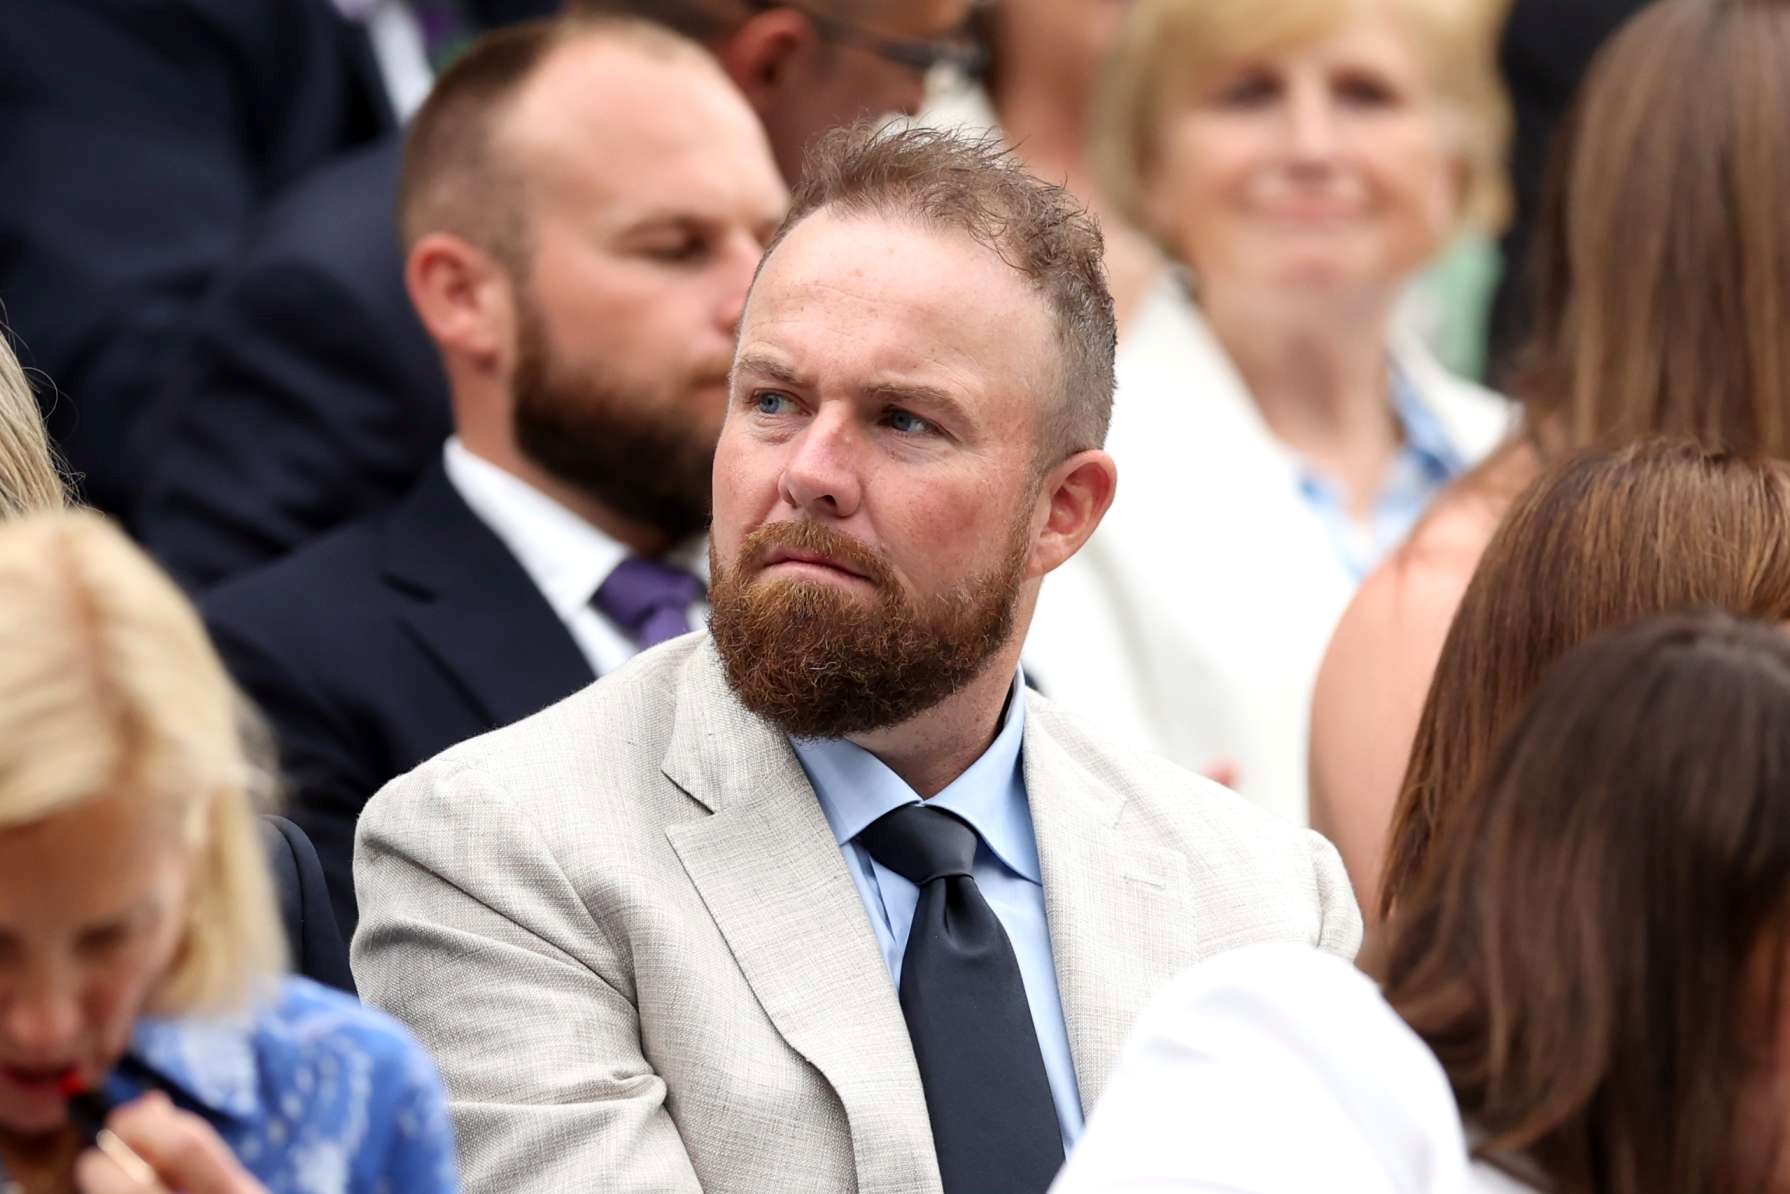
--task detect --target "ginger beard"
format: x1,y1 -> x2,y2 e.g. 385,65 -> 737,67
708,514 -> 1035,739
510,285 -> 726,545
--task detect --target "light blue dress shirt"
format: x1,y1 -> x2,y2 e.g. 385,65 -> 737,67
1295,371 -> 1466,582
790,673 -> 1084,1151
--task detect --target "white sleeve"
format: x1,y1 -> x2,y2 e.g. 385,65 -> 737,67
1051,944 -> 1474,1194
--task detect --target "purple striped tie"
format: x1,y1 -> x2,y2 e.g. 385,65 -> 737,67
592,557 -> 704,650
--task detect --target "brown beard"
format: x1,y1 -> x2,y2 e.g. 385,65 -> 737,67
708,517 -> 1032,739
510,288 -> 724,544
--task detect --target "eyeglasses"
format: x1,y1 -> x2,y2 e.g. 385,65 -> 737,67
747,1 -> 988,81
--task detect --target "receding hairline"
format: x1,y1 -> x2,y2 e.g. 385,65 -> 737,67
743,205 -> 1064,358
397,15 -> 729,256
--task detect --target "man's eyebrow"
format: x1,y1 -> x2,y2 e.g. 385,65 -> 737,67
615,210 -> 705,234
863,379 -> 972,425
733,353 -> 808,388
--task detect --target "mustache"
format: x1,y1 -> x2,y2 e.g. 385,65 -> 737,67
738,521 -> 897,593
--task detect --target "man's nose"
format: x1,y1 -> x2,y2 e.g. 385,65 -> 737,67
888,70 -> 928,118
779,407 -> 863,520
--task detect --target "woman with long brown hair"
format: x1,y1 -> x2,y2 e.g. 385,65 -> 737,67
1310,0 -> 1790,909
1380,440 -> 1790,914
1054,607 -> 1790,1193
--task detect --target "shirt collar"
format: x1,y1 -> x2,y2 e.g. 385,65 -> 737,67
114,1008 -> 262,1123
792,670 -> 1039,883
1389,368 -> 1465,484
442,437 -> 709,619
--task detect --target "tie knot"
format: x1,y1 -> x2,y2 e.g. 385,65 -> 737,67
857,804 -> 979,886
593,556 -> 705,649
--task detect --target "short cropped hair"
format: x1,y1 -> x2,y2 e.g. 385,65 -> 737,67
0,511 -> 284,1013
759,123 -> 1116,466
0,331 -> 65,517
1097,0 -> 1511,241
397,15 -> 712,265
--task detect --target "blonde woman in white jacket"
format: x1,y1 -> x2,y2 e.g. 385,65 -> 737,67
1019,0 -> 1513,824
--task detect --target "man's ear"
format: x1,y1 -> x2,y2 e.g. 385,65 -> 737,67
712,8 -> 821,106
404,232 -> 515,372
1027,449 -> 1118,579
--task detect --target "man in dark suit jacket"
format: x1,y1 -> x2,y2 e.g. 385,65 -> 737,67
0,0 -> 394,513
135,0 -> 975,588
204,17 -> 788,935
134,138 -> 447,589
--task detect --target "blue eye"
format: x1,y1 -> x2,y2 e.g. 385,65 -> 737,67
753,391 -> 791,416
884,408 -> 936,436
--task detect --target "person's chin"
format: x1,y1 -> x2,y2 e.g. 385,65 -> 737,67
1258,260 -> 1390,308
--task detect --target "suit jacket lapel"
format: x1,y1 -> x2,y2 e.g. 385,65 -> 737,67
381,463 -> 595,729
1023,701 -> 1203,1114
661,643 -> 941,1194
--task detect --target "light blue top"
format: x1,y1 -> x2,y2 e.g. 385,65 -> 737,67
790,673 -> 1084,1151
1295,372 -> 1466,582
0,977 -> 459,1194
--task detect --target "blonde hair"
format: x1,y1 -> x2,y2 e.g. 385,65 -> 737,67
0,510 -> 283,1013
1096,0 -> 1512,244
0,331 -> 66,517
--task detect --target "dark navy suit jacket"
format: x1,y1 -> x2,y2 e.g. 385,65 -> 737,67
135,138 -> 448,590
206,463 -> 595,938
261,815 -> 354,994
0,0 -> 393,512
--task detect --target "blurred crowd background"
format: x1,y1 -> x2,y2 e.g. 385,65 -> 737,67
5,0 -> 1790,1190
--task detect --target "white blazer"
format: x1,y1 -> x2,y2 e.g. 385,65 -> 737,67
1023,276 -> 1511,824
1051,944 -> 1541,1194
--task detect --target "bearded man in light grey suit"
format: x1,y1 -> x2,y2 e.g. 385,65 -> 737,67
353,122 -> 1363,1194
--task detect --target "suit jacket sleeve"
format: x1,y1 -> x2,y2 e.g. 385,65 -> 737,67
1306,829 -> 1365,962
207,603 -> 382,941
352,757 -> 703,1194
259,815 -> 355,994
136,250 -> 446,590
0,0 -> 386,513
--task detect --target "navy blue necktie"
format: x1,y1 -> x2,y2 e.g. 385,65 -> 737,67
857,804 -> 1064,1193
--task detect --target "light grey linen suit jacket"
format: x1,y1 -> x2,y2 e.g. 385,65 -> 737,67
353,634 -> 1362,1194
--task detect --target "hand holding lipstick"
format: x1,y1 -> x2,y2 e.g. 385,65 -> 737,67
72,1093 -> 267,1194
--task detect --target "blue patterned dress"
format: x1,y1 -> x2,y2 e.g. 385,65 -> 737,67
1,977 -> 460,1194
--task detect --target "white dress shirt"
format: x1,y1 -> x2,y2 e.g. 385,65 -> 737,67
332,0 -> 433,120
442,438 -> 708,676
1051,944 -> 1539,1194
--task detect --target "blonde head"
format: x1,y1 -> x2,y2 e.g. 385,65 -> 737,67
0,332 -> 66,518
0,510 -> 282,1013
1096,0 -> 1512,244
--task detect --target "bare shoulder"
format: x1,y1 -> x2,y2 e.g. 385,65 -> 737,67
1344,486 -> 1502,654
1308,480 -> 1509,906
